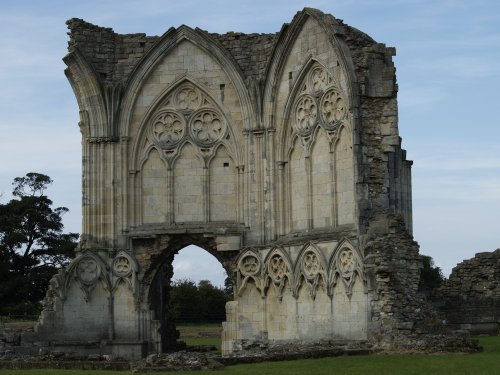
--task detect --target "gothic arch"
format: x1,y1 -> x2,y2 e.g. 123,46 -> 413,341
262,8 -> 359,134
111,250 -> 139,293
118,26 -> 256,139
236,249 -> 265,297
64,49 -> 108,139
131,76 -> 241,170
293,242 -> 328,299
328,239 -> 366,297
65,251 -> 111,302
280,58 -> 350,161
263,247 -> 294,301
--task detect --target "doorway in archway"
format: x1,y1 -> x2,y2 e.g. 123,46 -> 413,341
150,244 -> 233,352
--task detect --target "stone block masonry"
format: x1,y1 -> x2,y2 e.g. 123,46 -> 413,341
30,7 -> 477,359
436,249 -> 500,335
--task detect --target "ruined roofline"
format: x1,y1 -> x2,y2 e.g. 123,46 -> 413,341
65,8 -> 382,85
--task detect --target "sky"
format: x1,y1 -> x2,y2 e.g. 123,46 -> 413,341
0,0 -> 499,287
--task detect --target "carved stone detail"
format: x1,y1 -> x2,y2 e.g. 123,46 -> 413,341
77,258 -> 99,283
320,89 -> 346,130
237,250 -> 264,296
291,63 -> 347,142
329,243 -> 365,298
309,65 -> 331,92
150,110 -> 185,149
235,242 -> 366,301
268,254 -> 287,282
239,254 -> 260,277
173,85 -> 202,110
111,251 -> 139,293
293,94 -> 317,136
293,244 -> 327,300
189,108 -> 226,146
112,256 -> 132,277
302,250 -> 321,279
265,249 -> 292,301
72,256 -> 104,302
147,82 -> 229,154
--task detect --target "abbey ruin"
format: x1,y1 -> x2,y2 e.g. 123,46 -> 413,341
33,8 -> 476,358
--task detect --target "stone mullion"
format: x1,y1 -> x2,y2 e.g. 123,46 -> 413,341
128,170 -> 138,227
331,141 -> 338,228
275,161 -> 284,237
108,294 -> 115,340
203,165 -> 209,223
82,139 -> 90,243
267,130 -> 276,241
120,137 -> 129,233
90,141 -> 98,242
254,131 -> 265,244
305,153 -> 313,231
243,131 -> 251,227
109,142 -> 116,248
285,160 -> 292,234
237,165 -> 244,224
166,168 -> 174,225
99,142 -> 105,242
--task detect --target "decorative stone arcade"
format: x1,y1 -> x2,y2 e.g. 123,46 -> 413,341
35,8 -> 432,359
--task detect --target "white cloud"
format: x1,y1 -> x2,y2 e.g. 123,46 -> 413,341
172,246 -> 227,287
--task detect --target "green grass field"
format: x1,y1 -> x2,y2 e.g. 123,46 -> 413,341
177,323 -> 221,350
0,334 -> 499,375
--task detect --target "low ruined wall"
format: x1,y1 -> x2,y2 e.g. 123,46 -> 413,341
436,249 -> 500,335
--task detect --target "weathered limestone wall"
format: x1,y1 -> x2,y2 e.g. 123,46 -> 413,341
30,8 -> 471,359
436,249 -> 500,335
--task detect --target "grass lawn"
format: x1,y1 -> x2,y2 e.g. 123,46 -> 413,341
177,323 -> 222,350
0,335 -> 498,375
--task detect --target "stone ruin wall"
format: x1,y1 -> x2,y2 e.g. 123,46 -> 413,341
435,249 -> 500,335
26,8 -> 477,359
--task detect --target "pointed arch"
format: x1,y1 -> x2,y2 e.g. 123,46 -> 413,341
131,76 -> 241,171
262,8 -> 360,135
263,246 -> 294,301
65,251 -> 111,302
293,242 -> 328,299
64,49 -> 108,139
118,25 -> 255,140
328,239 -> 366,297
111,250 -> 139,293
236,249 -> 264,297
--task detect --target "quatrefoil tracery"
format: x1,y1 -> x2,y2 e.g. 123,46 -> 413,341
148,84 -> 228,151
292,65 -> 347,137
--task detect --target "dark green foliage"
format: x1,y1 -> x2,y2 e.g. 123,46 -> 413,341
169,279 -> 232,323
419,254 -> 444,294
0,173 -> 78,316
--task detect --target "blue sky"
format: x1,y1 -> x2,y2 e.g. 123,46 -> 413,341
0,0 -> 499,286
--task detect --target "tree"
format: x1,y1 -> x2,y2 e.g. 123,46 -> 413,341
168,279 -> 232,323
418,255 -> 444,295
0,173 -> 79,315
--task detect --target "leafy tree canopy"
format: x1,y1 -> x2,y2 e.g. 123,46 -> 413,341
418,254 -> 444,294
169,279 -> 232,323
0,172 -> 78,316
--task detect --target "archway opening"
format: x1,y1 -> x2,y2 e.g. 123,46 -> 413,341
150,244 -> 234,353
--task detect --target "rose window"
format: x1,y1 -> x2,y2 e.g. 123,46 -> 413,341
190,109 -> 226,145
320,89 -> 346,129
294,95 -> 317,136
151,111 -> 185,148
